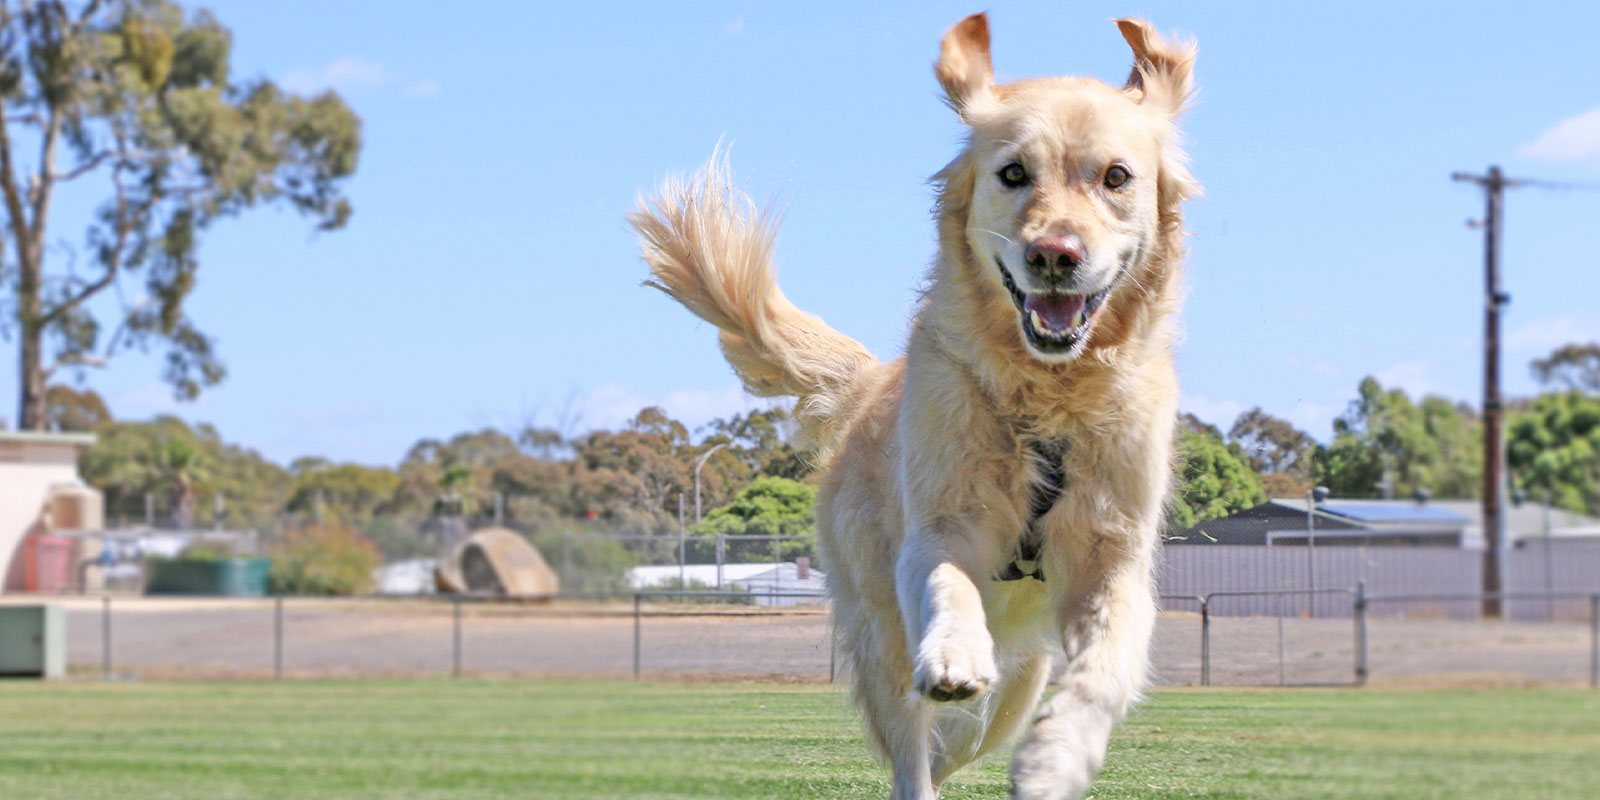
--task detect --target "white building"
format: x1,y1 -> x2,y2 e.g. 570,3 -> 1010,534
626,562 -> 827,607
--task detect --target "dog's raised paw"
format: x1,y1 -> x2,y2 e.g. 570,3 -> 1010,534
924,680 -> 982,702
913,633 -> 998,703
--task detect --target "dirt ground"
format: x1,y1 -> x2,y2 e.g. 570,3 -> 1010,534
11,596 -> 1595,686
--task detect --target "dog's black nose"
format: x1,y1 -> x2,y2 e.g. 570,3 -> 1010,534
1024,234 -> 1084,283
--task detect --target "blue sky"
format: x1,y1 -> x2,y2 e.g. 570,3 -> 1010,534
4,1 -> 1598,466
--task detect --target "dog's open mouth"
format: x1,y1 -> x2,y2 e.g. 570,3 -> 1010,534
995,256 -> 1110,354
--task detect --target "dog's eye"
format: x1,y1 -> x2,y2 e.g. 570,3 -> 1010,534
997,162 -> 1029,188
1104,164 -> 1131,190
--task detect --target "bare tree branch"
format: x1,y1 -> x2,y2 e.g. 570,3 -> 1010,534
29,107 -> 59,242
51,149 -> 115,182
39,158 -> 132,327
3,111 -> 45,127
72,0 -> 103,30
41,296 -> 153,381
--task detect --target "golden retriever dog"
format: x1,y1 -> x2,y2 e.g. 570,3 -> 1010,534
631,13 -> 1196,799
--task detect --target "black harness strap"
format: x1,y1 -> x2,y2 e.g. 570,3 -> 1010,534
997,438 -> 1066,582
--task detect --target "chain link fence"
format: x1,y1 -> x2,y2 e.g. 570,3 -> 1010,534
21,587 -> 1596,688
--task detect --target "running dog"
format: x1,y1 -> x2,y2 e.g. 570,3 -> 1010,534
631,13 -> 1197,799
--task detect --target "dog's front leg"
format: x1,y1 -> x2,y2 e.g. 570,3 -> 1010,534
1008,565 -> 1155,800
896,524 -> 999,704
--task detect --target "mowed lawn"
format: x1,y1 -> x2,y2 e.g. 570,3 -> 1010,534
1,681 -> 1596,799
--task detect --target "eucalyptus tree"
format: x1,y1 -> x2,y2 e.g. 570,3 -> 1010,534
2,0 -> 360,428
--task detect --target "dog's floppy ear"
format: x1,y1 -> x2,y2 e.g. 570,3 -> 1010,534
935,13 -> 994,114
1116,18 -> 1194,117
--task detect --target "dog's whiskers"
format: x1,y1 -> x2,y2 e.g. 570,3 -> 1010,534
1124,270 -> 1149,297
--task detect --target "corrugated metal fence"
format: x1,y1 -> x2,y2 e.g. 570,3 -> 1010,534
1159,544 -> 1600,620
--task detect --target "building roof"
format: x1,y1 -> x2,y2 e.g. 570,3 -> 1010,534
0,430 -> 96,447
1168,501 -> 1361,546
1314,500 -> 1471,526
1177,496 -> 1600,548
1273,497 -> 1600,542
1425,499 -> 1600,542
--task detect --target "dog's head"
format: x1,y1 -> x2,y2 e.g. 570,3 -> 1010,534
934,14 -> 1198,361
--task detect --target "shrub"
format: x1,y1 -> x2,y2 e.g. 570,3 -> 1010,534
525,524 -> 637,593
268,522 -> 379,596
175,538 -> 237,561
643,575 -> 754,605
690,476 -> 818,563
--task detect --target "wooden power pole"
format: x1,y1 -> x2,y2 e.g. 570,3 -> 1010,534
1451,165 -> 1517,618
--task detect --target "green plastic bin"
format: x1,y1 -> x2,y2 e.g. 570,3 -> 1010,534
145,558 -> 272,596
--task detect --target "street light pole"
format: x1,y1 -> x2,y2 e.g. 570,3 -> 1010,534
694,442 -> 729,523
1306,486 -> 1328,617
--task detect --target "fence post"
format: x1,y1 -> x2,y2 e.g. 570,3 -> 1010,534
1590,594 -> 1597,690
1200,597 -> 1211,687
101,594 -> 111,681
677,492 -> 686,596
1276,593 -> 1285,687
829,633 -> 836,684
561,531 -> 573,587
1354,581 -> 1368,687
452,596 -> 463,679
633,593 -> 643,681
715,534 -> 725,590
274,596 -> 283,681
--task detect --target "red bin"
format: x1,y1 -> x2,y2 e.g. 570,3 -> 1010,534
22,534 -> 73,593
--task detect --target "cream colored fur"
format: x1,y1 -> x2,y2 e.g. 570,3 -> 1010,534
631,14 -> 1197,800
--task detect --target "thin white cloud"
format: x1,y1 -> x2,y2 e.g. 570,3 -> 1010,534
1285,400 -> 1342,442
573,382 -> 784,438
1181,393 -> 1244,431
405,78 -> 442,98
723,17 -> 746,36
1516,107 -> 1600,164
107,380 -> 210,418
281,57 -> 440,99
1505,316 -> 1600,355
1284,354 -> 1342,378
319,57 -> 388,90
1374,359 -> 1448,399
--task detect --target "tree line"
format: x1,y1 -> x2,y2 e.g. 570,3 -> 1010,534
34,340 -> 1599,561
1173,342 -> 1600,527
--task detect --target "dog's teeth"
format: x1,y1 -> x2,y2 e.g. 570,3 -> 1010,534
1072,310 -> 1087,329
1029,309 -> 1045,331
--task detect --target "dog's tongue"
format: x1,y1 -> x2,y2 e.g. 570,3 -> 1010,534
1024,293 -> 1086,331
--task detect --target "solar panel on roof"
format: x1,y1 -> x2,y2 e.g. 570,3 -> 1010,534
1316,502 -> 1471,524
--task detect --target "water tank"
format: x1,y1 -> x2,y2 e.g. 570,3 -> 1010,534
48,483 -> 103,531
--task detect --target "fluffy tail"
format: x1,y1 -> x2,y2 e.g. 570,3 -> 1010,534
630,154 -> 878,455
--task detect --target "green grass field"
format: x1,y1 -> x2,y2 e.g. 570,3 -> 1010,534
1,681 -> 1596,799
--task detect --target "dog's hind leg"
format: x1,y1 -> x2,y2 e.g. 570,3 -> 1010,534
1008,569 -> 1156,800
852,657 -> 936,800
927,699 -> 985,789
928,652 -> 1051,787
975,653 -> 1054,760
840,606 -> 938,800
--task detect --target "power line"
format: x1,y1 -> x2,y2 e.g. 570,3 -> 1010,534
1513,178 -> 1600,193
